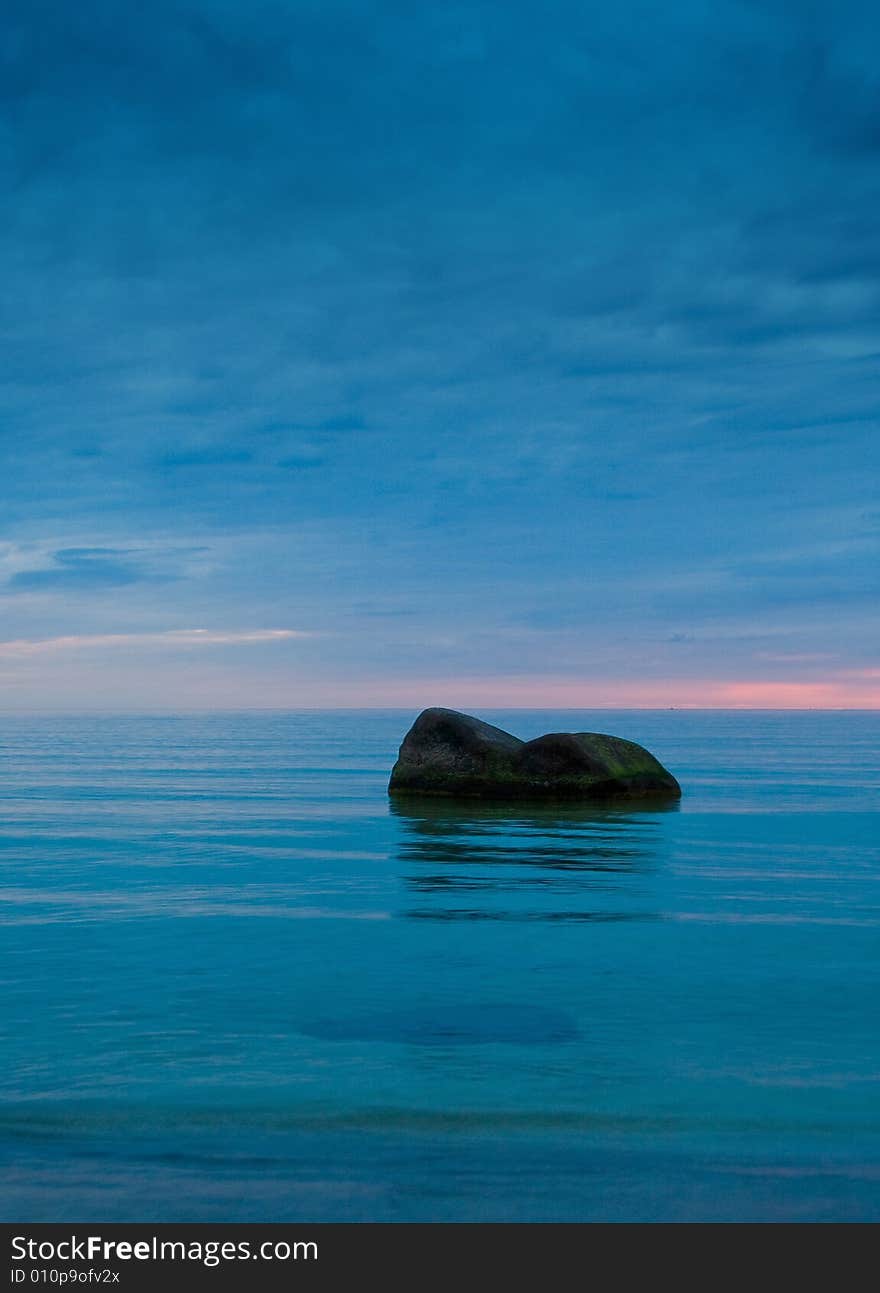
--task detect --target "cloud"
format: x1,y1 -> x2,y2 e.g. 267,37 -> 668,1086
0,629 -> 306,657
8,548 -> 147,591
3,543 -> 218,594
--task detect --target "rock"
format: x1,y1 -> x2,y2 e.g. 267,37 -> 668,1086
388,707 -> 681,800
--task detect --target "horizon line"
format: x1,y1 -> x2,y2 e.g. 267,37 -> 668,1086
0,705 -> 877,715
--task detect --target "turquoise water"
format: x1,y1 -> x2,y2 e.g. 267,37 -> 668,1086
2,710 -> 878,1221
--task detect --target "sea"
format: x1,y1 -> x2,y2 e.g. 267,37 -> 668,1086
1,709 -> 878,1221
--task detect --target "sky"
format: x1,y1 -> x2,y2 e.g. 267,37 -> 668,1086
1,0 -> 878,709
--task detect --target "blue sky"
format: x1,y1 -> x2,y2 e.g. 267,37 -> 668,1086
1,0 -> 878,707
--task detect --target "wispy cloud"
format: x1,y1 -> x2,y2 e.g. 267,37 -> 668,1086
3,544 -> 213,593
7,548 -> 147,592
0,629 -> 306,657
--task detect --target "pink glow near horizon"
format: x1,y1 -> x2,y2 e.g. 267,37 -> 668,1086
1,657 -> 878,710
294,673 -> 880,710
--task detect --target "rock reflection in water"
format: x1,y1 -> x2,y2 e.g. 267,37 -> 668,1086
390,796 -> 677,923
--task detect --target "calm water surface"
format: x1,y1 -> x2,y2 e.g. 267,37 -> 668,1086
1,710 -> 878,1220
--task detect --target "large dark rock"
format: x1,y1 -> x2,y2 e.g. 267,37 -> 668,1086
388,708 -> 681,800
